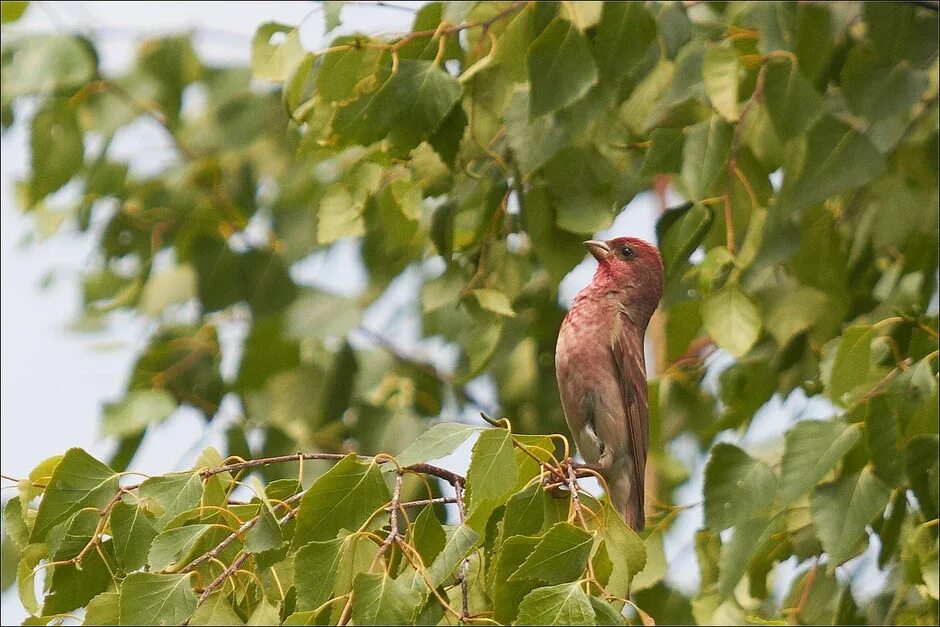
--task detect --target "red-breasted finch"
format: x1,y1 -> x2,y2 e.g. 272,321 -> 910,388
555,237 -> 664,530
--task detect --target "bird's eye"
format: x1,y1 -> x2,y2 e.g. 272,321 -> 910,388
620,245 -> 636,260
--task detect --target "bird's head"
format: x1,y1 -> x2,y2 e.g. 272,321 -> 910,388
584,237 -> 664,320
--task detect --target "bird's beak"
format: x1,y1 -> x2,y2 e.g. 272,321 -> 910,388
584,240 -> 612,262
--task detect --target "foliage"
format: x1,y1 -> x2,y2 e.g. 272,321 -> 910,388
3,427 -> 651,626
1,1 -> 939,625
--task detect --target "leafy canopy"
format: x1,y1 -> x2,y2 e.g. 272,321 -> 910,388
1,1 -> 938,625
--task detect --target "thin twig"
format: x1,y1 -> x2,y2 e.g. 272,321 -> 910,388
378,473 -> 404,557
180,492 -> 303,574
197,451 -> 466,487
387,496 -> 458,510
197,552 -> 250,604
566,463 -> 589,530
390,1 -> 525,51
454,480 -> 471,621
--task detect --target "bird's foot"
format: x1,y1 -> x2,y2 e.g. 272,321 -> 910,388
569,459 -> 605,474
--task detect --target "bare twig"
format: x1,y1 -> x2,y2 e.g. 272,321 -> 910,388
390,1 -> 525,51
197,552 -> 250,604
566,463 -> 589,530
453,480 -> 471,621
378,473 -> 404,557
180,492 -> 303,574
387,496 -> 458,510
197,451 -> 466,487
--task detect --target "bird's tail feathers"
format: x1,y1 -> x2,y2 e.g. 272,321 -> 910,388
607,462 -> 644,531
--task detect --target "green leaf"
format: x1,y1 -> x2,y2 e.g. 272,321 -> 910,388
466,428 -> 518,531
247,599 -> 281,626
718,514 -> 783,600
864,2 -> 938,66
3,498 -> 29,550
597,503 -> 646,598
139,264 -> 197,316
148,525 -> 212,572
655,202 -> 714,279
703,45 -> 740,121
1,1 -> 28,23
49,509 -> 97,561
315,37 -> 379,103
703,443 -> 777,531
810,467 -> 891,565
827,325 -> 873,403
442,1 -> 474,24
324,1 -> 345,31
18,543 -> 46,615
527,17 -> 599,118
640,127 -> 684,177
904,435 -> 938,522
286,288 -> 362,341
778,116 -> 885,213
779,420 -> 862,505
504,90 -> 570,176
110,500 -> 159,572
561,1 -> 602,30
523,182 -> 585,286
245,501 -> 284,555
681,116 -> 732,201
493,535 -> 542,624
424,524 -> 480,589
119,572 -> 198,626
492,6 -> 535,82
333,59 -> 462,154
29,99 -> 84,206
501,482 -> 568,541
701,286 -> 762,358
516,582 -> 596,626
1,35 -> 96,97
294,537 -> 345,610
31,448 -> 119,542
291,454 -> 389,549
509,522 -> 593,584
428,104 -> 467,168
252,23 -> 304,82
841,49 -> 928,122
410,507 -> 446,566
762,59 -> 823,139
717,358 -> 776,429
593,1 -> 657,83
590,596 -> 627,625
43,539 -> 112,615
84,592 -> 121,626
761,285 -> 830,347
190,592 -> 245,626
351,572 -> 424,625
394,423 -> 480,468
545,146 -> 616,235
472,288 -> 516,317
101,390 -> 177,438
138,472 -> 204,525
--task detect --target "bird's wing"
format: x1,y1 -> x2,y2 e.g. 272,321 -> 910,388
609,318 -> 649,520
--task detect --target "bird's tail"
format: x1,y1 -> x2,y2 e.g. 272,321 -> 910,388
607,461 -> 644,531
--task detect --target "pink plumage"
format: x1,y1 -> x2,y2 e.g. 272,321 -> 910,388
555,237 -> 664,530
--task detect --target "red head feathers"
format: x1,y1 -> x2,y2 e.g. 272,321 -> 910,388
583,237 -> 664,328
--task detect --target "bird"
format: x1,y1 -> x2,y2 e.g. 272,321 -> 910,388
555,237 -> 664,530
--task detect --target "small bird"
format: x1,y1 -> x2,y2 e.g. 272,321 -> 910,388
555,237 -> 664,530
